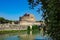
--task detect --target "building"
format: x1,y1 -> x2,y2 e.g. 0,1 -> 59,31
19,13 -> 42,29
0,13 -> 43,30
19,13 -> 35,22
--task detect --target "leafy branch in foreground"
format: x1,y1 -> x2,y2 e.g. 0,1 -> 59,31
28,0 -> 60,40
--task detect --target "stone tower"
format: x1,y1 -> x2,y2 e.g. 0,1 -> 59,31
19,13 -> 36,22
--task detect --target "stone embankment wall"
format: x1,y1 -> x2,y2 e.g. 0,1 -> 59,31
0,24 -> 27,31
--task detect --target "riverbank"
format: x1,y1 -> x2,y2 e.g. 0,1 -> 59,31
0,30 -> 40,34
0,30 -> 27,34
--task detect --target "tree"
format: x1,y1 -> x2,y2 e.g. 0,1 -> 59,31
28,0 -> 60,40
32,25 -> 38,30
0,17 -> 13,24
0,17 -> 6,24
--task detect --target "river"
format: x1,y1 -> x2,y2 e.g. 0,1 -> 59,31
0,30 -> 52,40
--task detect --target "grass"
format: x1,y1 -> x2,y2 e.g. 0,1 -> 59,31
0,30 -> 27,34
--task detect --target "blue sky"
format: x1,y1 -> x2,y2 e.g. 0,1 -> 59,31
0,0 -> 43,21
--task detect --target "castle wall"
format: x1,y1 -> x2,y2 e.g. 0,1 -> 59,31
0,24 -> 28,31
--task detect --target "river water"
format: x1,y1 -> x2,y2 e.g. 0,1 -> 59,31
0,30 -> 52,40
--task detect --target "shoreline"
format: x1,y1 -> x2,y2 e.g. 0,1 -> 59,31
0,30 -> 27,34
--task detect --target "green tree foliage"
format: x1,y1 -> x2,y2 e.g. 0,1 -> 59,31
27,26 -> 30,34
32,25 -> 38,30
0,17 -> 13,24
0,17 -> 6,24
27,26 -> 30,31
28,0 -> 60,40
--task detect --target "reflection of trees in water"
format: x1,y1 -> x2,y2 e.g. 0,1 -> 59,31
19,30 -> 48,40
0,30 -> 49,40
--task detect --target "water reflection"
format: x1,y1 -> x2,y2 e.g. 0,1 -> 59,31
0,30 -> 52,40
5,36 -> 20,40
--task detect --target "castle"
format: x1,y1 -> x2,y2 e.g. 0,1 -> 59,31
19,13 -> 41,26
0,13 -> 43,30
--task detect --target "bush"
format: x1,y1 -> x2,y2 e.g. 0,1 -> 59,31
32,25 -> 38,30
